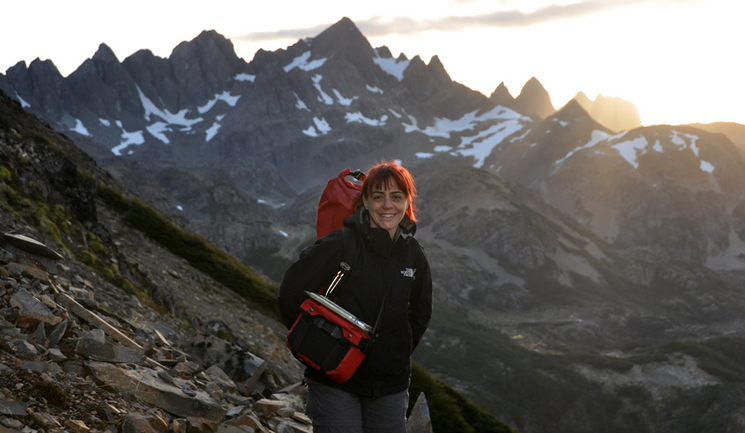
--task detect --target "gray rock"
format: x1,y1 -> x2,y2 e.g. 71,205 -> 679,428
75,329 -> 145,363
9,338 -> 41,360
120,412 -> 169,433
188,334 -> 266,394
0,399 -> 30,416
0,247 -> 12,264
9,287 -> 62,326
406,392 -> 432,433
45,319 -> 68,348
86,361 -> 226,421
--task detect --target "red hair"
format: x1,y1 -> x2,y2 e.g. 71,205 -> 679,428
353,161 -> 419,224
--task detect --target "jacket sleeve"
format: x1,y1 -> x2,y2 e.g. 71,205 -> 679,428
409,242 -> 433,351
278,232 -> 343,328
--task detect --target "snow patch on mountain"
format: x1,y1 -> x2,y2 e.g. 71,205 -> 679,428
345,112 -> 387,126
303,117 -> 332,137
612,135 -> 648,169
112,127 -> 145,156
406,106 -> 529,167
198,90 -> 241,114
607,130 -> 715,173
700,160 -> 715,173
71,119 -> 91,136
454,119 -> 526,168
404,106 -> 526,139
653,139 -> 664,153
235,73 -> 256,82
284,51 -> 328,73
294,93 -> 309,111
137,86 -> 203,130
15,92 -> 30,108
333,89 -> 356,106
555,130 -> 611,165
671,130 -> 700,154
373,54 -> 410,80
366,85 -> 384,94
312,75 -> 334,105
206,124 -> 219,142
146,122 -> 171,144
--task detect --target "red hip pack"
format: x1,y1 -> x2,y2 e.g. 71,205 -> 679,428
286,293 -> 373,383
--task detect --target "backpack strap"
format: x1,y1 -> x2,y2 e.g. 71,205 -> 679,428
322,227 -> 386,349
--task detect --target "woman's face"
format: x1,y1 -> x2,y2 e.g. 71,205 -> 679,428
362,179 -> 409,239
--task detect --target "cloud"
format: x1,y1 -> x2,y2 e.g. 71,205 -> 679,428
234,0 -> 695,42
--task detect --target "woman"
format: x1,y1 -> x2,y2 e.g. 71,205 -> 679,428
279,161 -> 433,433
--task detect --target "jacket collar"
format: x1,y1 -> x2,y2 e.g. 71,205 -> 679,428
345,206 -> 416,257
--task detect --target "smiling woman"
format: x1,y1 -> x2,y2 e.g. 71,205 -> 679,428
279,160 -> 432,433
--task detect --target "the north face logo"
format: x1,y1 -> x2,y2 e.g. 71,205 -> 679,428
401,268 -> 416,278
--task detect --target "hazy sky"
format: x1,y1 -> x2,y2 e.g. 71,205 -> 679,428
2,0 -> 742,126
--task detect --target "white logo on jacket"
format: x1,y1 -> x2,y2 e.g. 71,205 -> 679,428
400,268 -> 416,278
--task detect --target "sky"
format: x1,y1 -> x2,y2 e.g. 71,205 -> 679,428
1,0 -> 742,126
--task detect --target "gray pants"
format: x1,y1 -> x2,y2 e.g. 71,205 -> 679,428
305,378 -> 408,433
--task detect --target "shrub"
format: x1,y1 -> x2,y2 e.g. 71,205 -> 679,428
0,166 -> 11,181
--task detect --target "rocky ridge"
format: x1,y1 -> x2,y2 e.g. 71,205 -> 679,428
0,230 -> 311,433
0,223 -> 433,433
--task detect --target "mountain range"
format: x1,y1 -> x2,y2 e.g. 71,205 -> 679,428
4,16 -> 745,433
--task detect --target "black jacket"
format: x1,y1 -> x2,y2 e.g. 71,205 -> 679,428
279,206 -> 433,397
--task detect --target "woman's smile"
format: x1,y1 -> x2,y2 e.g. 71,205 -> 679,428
363,180 -> 409,239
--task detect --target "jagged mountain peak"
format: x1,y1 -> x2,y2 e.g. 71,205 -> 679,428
171,30 -> 238,61
570,91 -> 642,132
311,16 -> 374,59
374,45 -> 394,58
518,76 -> 545,94
91,43 -> 120,63
170,29 -> 242,71
427,55 -> 452,84
165,30 -> 244,103
426,55 -> 450,79
513,76 -> 554,118
489,81 -> 514,105
572,91 -> 592,109
27,58 -> 61,75
553,98 -> 590,120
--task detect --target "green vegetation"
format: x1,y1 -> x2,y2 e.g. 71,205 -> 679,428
410,362 -> 517,433
96,183 -> 281,320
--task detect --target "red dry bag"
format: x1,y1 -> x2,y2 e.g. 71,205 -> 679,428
315,168 -> 366,240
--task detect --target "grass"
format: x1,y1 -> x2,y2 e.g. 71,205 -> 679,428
409,362 -> 517,433
96,183 -> 282,320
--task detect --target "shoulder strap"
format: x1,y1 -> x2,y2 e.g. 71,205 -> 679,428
341,226 -> 358,273
323,227 -> 386,340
